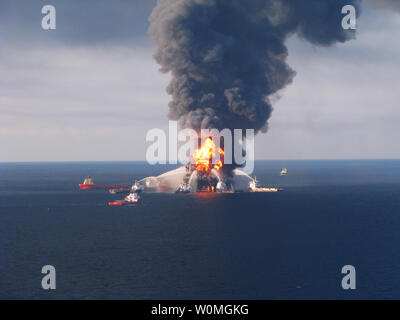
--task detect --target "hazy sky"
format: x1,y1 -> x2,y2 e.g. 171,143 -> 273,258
1,0 -> 399,161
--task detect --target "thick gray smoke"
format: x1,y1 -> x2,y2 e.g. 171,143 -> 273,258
149,0 -> 361,133
367,0 -> 400,12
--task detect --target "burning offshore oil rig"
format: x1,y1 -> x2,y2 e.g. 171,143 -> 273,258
79,137 -> 282,197
135,137 -> 280,194
142,0 -> 363,193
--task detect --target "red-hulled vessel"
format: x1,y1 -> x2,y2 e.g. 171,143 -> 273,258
78,177 -> 129,190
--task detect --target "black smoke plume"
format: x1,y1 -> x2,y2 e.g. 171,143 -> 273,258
149,0 -> 361,133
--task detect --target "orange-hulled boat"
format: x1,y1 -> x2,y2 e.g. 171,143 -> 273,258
78,177 -> 129,190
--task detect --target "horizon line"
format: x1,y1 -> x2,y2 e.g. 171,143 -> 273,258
1,158 -> 400,164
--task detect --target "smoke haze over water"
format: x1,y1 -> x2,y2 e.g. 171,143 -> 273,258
149,0 -> 361,133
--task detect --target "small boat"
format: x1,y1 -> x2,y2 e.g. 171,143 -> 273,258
131,181 -> 143,193
248,176 -> 261,190
251,187 -> 281,192
108,192 -> 141,206
176,183 -> 191,193
280,168 -> 288,176
109,188 -> 130,194
216,181 -> 235,193
249,177 -> 282,192
108,201 -> 125,206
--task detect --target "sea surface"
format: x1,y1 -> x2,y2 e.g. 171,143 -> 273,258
0,160 -> 400,299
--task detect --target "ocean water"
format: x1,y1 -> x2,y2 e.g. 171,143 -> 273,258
0,160 -> 400,299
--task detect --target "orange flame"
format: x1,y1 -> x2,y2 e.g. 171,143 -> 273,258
192,137 -> 224,172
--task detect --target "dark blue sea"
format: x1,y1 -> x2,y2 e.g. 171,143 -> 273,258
1,160 -> 400,299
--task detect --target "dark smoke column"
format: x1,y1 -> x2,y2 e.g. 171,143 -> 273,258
149,0 -> 360,133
